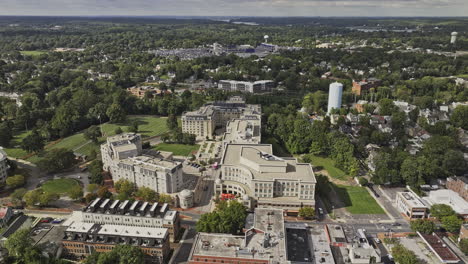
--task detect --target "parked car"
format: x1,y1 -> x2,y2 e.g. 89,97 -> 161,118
374,238 -> 381,244
40,217 -> 53,223
51,219 -> 63,224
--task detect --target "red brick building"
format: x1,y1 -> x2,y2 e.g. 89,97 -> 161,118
352,78 -> 381,96
446,176 -> 468,201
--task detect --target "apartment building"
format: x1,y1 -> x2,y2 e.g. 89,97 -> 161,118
446,176 -> 468,201
101,133 -> 183,193
351,78 -> 381,96
181,96 -> 261,138
218,80 -> 275,93
0,148 -> 8,184
188,208 -> 287,264
215,143 -> 316,212
395,191 -> 429,219
81,198 -> 180,242
62,221 -> 170,263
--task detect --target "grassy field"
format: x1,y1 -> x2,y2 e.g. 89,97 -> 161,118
20,50 -> 47,56
308,155 -> 349,181
334,185 -> 385,214
154,143 -> 200,156
41,178 -> 80,195
457,74 -> 468,78
5,115 -> 170,163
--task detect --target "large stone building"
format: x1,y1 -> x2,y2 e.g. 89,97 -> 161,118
188,208 -> 287,264
215,143 -> 316,212
222,116 -> 261,146
0,148 -> 8,184
62,221 -> 170,263
101,133 -> 183,193
446,176 -> 468,201
218,80 -> 275,93
81,198 -> 180,242
181,96 -> 261,138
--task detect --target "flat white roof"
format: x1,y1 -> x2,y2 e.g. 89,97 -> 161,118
97,224 -> 167,239
397,192 -> 428,208
424,189 -> 468,215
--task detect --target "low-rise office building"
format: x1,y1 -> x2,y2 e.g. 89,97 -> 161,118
215,143 -> 316,212
101,133 -> 183,193
81,198 -> 180,242
218,80 -> 275,93
188,208 -> 287,264
62,221 -> 170,263
395,191 -> 429,219
181,96 -> 261,138
0,148 -> 8,184
424,189 -> 468,219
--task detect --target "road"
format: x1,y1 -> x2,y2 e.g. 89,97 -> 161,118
172,220 -> 197,264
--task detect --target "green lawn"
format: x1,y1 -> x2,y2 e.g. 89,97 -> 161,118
334,185 -> 385,214
5,115 -> 170,163
308,155 -> 349,181
154,143 -> 200,156
41,178 -> 80,195
2,130 -> 31,158
457,74 -> 468,78
20,50 -> 47,56
101,115 -> 170,138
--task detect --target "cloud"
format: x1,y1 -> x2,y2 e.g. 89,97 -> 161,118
0,0 -> 466,16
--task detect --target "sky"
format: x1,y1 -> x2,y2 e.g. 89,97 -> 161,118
1,0 -> 467,17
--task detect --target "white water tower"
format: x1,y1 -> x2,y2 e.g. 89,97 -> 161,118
451,32 -> 458,44
264,35 -> 269,43
327,82 -> 343,114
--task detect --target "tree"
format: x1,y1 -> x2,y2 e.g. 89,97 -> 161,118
38,192 -> 59,207
114,127 -> 123,135
69,185 -> 83,200
410,219 -> 435,234
84,125 -> 101,143
6,175 -> 25,189
5,228 -> 33,260
0,122 -> 13,147
196,200 -> 247,234
23,189 -> 41,207
136,187 -> 158,202
114,179 -> 135,197
166,114 -> 178,130
442,215 -> 462,233
37,148 -> 76,173
378,98 -> 396,116
21,129 -> 44,153
358,177 -> 368,186
443,150 -> 467,176
89,160 -> 103,184
87,183 -> 99,193
298,207 -> 315,219
106,103 -> 126,123
158,193 -> 173,204
460,239 -> 468,255
391,244 -> 421,264
430,204 -> 456,220
97,187 -> 112,199
128,121 -> 139,133
450,105 -> 468,130
10,188 -> 27,205
84,245 -> 144,264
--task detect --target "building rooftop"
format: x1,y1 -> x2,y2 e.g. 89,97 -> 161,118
189,208 -> 287,263
0,148 -> 6,161
424,189 -> 468,215
120,155 -> 181,171
310,225 -> 335,264
83,198 -> 176,220
418,232 -> 460,263
223,118 -> 261,145
397,192 -> 428,208
222,144 -> 315,183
